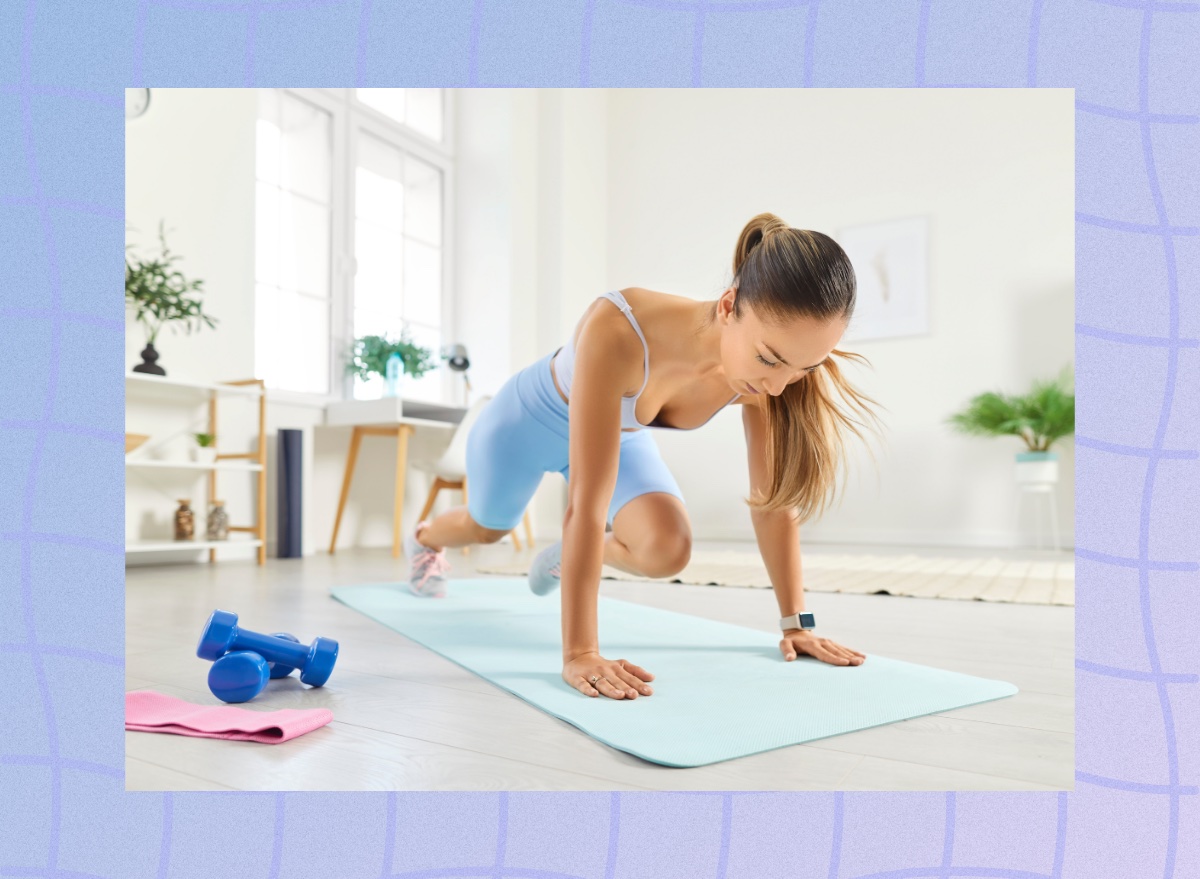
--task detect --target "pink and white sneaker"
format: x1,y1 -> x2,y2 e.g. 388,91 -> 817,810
403,521 -> 450,598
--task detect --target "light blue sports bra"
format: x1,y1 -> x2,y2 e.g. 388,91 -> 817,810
550,290 -> 741,431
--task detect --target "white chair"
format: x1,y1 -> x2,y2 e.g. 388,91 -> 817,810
412,394 -> 534,555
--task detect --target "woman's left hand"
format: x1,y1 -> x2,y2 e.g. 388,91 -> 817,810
780,629 -> 866,666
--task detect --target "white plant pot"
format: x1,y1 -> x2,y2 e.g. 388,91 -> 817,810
190,447 -> 217,465
1015,451 -> 1058,485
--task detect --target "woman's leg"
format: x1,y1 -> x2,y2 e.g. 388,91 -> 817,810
605,492 -> 692,578
420,353 -> 570,553
416,506 -> 507,551
561,430 -> 691,578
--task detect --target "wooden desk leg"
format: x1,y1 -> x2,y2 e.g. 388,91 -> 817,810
461,477 -> 470,556
329,427 -> 363,555
393,425 -> 414,558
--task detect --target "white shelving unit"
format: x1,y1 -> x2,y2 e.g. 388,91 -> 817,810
125,373 -> 268,565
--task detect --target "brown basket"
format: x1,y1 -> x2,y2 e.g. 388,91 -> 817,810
125,433 -> 150,454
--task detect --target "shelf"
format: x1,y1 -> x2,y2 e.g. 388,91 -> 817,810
126,373 -> 265,398
126,537 -> 264,554
125,371 -> 268,565
126,459 -> 263,472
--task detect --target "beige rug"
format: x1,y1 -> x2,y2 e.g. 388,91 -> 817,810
476,549 -> 1075,606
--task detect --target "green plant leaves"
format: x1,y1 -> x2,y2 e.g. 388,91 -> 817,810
345,330 -> 439,381
125,220 -> 219,344
946,364 -> 1075,452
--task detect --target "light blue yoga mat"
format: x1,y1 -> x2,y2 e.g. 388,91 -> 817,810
331,579 -> 1018,768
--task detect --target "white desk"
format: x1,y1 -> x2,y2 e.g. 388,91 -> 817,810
322,397 -> 467,558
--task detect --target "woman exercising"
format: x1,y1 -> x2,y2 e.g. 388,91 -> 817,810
403,212 -> 884,700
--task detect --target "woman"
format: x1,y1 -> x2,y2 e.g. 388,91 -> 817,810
403,212 -> 885,701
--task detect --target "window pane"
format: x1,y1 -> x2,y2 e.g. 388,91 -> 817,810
280,193 -> 330,297
354,223 -> 403,325
355,88 -> 443,142
355,167 -> 404,229
404,154 -> 441,246
254,181 -> 279,287
256,88 -> 334,399
255,120 -> 280,186
356,88 -> 406,126
356,133 -> 404,228
353,308 -> 400,341
285,292 -> 330,395
254,283 -> 281,388
403,238 -> 441,327
280,93 -> 331,203
353,370 -> 384,401
402,321 -> 443,402
406,89 -> 443,141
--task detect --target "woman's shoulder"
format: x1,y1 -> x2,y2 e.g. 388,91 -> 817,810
572,293 -> 649,396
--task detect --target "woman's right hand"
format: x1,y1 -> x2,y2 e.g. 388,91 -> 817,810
563,652 -> 654,699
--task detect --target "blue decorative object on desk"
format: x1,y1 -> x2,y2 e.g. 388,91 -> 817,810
385,352 -> 403,396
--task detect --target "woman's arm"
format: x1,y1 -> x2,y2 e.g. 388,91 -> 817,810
560,309 -> 643,662
751,509 -> 806,617
742,400 -> 866,666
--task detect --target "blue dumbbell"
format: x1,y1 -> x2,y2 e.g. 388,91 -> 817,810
208,650 -> 271,703
196,610 -> 338,687
266,633 -> 300,679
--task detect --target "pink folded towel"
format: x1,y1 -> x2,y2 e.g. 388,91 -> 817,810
125,690 -> 333,744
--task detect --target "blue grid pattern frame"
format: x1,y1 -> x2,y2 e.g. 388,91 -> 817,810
1,2 -> 1197,878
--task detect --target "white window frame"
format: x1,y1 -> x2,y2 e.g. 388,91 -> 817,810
261,87 -> 456,409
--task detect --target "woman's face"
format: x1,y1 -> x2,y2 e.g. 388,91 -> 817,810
718,288 -> 847,397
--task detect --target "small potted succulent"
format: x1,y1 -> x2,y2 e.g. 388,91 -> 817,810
946,364 -> 1075,485
125,220 -> 219,376
345,326 -> 438,397
190,432 -> 217,465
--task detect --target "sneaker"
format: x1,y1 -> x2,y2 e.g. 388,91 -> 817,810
529,540 -> 563,596
403,521 -> 450,598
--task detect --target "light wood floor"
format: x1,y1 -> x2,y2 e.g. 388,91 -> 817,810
125,540 -> 1074,791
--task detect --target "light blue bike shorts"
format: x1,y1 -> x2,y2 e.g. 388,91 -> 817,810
465,349 -> 685,532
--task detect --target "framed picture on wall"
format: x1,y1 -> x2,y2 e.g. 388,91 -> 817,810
835,215 -> 930,342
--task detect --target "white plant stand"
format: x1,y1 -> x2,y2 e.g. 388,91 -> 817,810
1014,454 -> 1061,551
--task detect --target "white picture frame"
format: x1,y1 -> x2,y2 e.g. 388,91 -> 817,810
834,216 -> 930,342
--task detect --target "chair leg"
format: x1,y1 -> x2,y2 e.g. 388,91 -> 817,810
329,427 -> 363,555
510,526 -> 522,552
392,426 -> 413,559
461,478 -> 470,557
418,479 -> 443,525
522,509 -> 533,550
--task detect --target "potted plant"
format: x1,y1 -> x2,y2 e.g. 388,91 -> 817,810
125,220 -> 219,376
190,432 -> 217,465
345,326 -> 438,397
946,364 -> 1075,485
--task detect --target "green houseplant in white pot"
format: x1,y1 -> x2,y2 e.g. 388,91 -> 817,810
191,432 -> 216,465
345,327 -> 438,397
946,364 -> 1075,485
125,221 -> 218,376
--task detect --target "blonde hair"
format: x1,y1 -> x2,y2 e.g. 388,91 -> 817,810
702,212 -> 887,523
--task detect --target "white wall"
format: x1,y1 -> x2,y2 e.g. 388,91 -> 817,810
602,88 -> 1075,547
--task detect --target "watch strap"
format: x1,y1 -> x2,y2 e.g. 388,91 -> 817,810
780,611 -> 816,632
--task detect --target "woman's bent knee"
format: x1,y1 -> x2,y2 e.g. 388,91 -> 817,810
470,520 -> 511,543
639,533 -> 691,578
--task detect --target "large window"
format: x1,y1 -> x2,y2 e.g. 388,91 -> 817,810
254,88 -> 453,403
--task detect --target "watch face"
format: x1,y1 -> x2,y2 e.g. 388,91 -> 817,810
125,88 -> 150,119
800,612 -> 815,628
